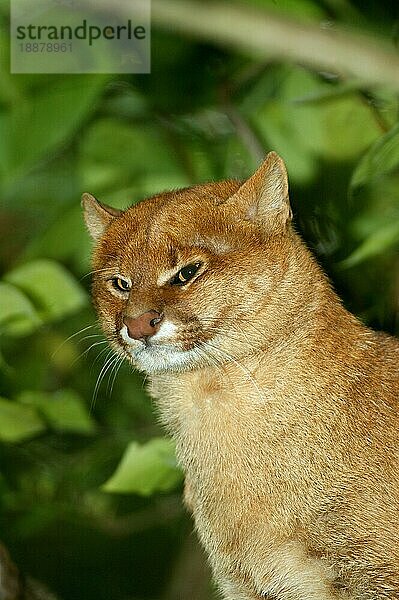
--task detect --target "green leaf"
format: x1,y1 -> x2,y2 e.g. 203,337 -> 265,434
102,87 -> 148,120
341,220 -> 399,268
247,0 -> 326,21
294,85 -> 398,129
103,437 -> 183,496
0,282 -> 42,336
22,205 -> 92,275
0,397 -> 45,443
253,100 -> 317,183
4,259 -> 87,322
317,94 -> 380,160
18,389 -> 97,435
291,80 -> 363,105
350,123 -> 399,191
79,118 -> 186,191
4,76 -> 108,179
250,66 -> 380,182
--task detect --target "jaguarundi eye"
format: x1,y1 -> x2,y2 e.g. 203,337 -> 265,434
170,263 -> 202,286
111,277 -> 131,293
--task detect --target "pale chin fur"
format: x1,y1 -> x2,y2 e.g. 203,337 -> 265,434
119,323 -> 204,374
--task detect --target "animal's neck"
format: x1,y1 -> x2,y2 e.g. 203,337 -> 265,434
151,280 -> 365,424
149,278 -> 371,538
149,239 -> 371,464
245,238 -> 364,370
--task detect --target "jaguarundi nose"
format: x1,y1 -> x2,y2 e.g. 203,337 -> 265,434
123,311 -> 163,340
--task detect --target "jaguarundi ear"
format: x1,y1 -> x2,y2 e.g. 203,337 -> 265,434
81,193 -> 122,241
228,152 -> 292,228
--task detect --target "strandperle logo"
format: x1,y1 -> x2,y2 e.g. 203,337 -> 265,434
11,0 -> 151,74
16,19 -> 147,46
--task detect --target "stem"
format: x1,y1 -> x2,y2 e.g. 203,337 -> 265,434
88,0 -> 399,92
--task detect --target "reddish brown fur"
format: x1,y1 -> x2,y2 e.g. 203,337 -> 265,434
83,153 -> 399,599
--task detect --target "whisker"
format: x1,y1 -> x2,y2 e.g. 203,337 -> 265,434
193,341 -> 223,372
194,342 -> 244,397
91,351 -> 116,411
91,344 -> 113,369
193,342 -> 248,404
52,324 -> 97,358
106,354 -> 123,396
202,340 -> 265,404
80,267 -> 117,281
70,339 -> 108,368
185,322 -> 254,350
141,372 -> 149,390
199,316 -> 266,344
78,333 -> 103,344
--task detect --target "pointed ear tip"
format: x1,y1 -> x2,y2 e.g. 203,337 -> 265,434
81,192 -> 98,210
80,192 -> 96,206
265,151 -> 286,170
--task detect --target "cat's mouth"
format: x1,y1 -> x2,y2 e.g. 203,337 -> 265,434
117,322 -> 212,374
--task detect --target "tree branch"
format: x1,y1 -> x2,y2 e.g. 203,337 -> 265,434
92,0 -> 399,92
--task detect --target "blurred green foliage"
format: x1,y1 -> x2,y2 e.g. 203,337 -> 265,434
0,0 -> 398,598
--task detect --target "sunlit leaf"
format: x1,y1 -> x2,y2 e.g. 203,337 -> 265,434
318,94 -> 380,160
0,282 -> 42,336
18,389 -> 97,435
103,437 -> 183,496
247,0 -> 326,21
291,80 -> 362,104
294,85 -> 398,129
4,259 -> 87,322
249,67 -> 380,182
0,397 -> 45,442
